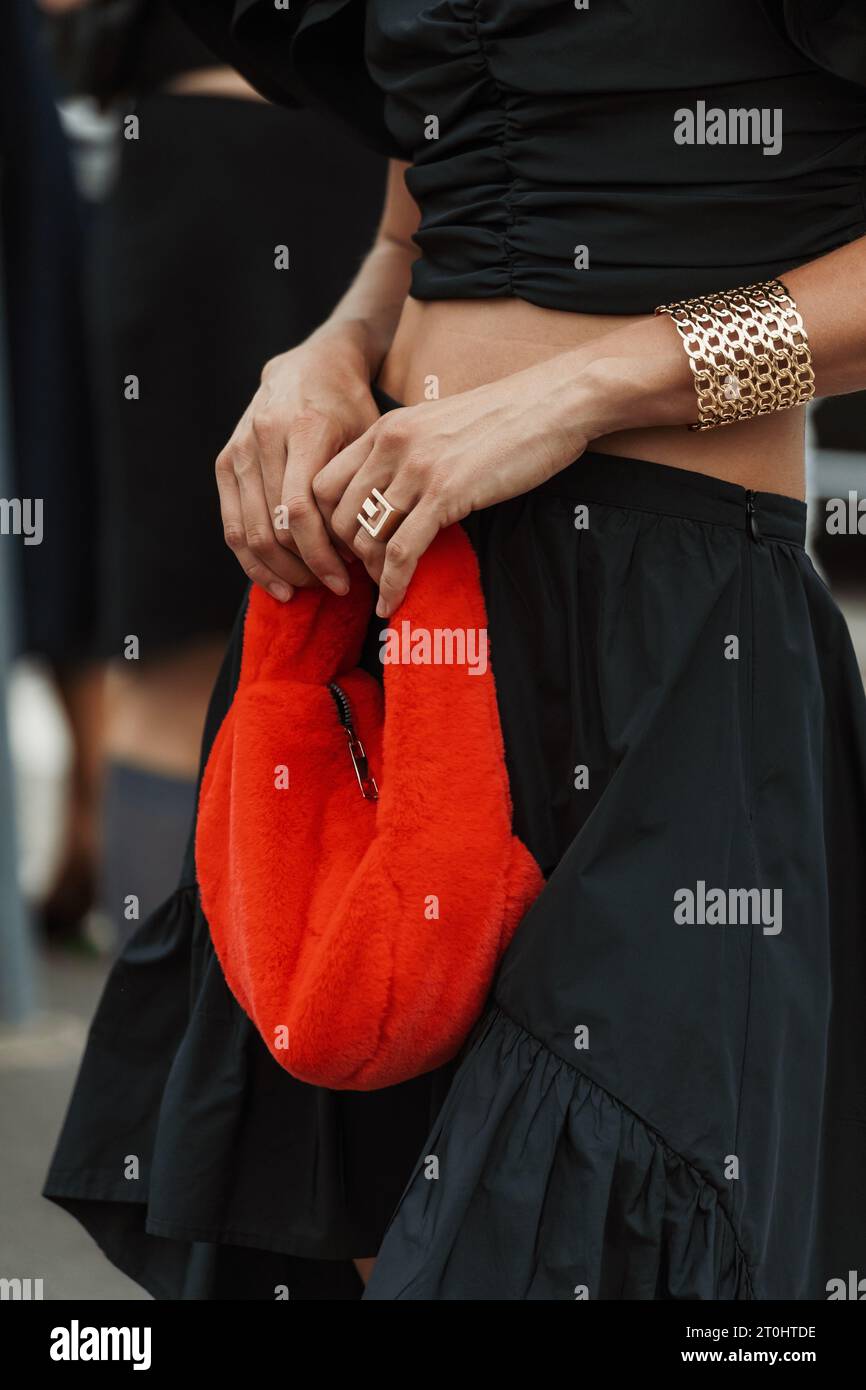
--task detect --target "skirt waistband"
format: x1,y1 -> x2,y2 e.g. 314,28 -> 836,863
371,382 -> 807,548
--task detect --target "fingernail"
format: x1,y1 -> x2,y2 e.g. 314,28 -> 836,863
376,596 -> 388,618
324,575 -> 349,596
270,582 -> 293,602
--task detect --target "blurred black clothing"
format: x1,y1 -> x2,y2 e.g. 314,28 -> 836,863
0,0 -> 97,663
813,393 -> 866,453
91,92 -> 384,657
45,0 -> 217,106
129,1 -> 217,96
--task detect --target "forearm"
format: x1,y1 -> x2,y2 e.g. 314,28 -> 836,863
312,236 -> 416,377
311,162 -> 419,381
554,236 -> 866,443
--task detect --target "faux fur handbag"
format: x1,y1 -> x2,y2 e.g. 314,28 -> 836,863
195,523 -> 544,1090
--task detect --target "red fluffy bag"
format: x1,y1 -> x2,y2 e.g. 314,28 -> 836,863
195,523 -> 544,1090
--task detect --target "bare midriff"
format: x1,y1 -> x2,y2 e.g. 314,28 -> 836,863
377,296 -> 807,500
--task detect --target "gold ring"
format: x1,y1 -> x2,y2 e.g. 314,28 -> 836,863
356,487 -> 407,543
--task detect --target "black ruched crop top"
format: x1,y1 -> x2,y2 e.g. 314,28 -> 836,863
174,0 -> 866,315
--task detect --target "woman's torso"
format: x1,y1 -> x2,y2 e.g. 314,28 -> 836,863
377,297 -> 808,498
169,0 -> 866,499
366,0 -> 866,499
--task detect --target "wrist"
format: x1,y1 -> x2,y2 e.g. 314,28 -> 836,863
552,317 -> 697,443
310,315 -> 392,378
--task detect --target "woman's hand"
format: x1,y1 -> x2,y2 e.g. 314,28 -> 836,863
215,322 -> 381,601
312,355 -> 598,617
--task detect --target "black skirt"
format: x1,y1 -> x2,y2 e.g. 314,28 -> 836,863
46,397 -> 866,1299
91,92 -> 384,659
364,440 -> 866,1300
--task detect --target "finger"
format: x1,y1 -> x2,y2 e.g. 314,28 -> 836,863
329,412 -> 420,548
265,519 -> 340,576
374,505 -> 442,619
331,463 -> 409,552
312,429 -> 378,541
232,440 -> 313,590
215,446 -> 292,595
273,410 -> 336,550
281,419 -> 355,595
350,498 -> 410,582
351,524 -> 388,582
215,446 -> 247,562
219,456 -> 318,597
250,409 -> 290,535
229,541 -> 295,601
279,490 -> 352,595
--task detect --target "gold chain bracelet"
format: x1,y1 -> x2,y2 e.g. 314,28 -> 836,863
655,279 -> 815,431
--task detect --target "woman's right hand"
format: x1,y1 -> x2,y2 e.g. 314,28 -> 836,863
215,322 -> 382,601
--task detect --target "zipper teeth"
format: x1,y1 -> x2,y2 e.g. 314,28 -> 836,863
327,680 -> 353,728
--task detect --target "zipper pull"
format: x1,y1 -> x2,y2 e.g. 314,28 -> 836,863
745,490 -> 762,543
346,730 -> 379,801
327,680 -> 379,801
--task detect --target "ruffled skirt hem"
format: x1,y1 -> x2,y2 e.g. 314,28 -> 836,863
365,1004 -> 754,1301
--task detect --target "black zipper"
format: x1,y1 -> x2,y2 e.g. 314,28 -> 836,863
742,494 -> 757,826
327,681 -> 379,800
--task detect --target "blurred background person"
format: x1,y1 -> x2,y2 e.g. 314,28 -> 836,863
2,0 -> 100,958
39,0 -> 385,942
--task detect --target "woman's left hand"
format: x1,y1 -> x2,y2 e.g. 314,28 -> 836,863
311,357 -> 595,617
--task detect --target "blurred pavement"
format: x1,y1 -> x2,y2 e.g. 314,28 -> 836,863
0,947 -> 149,1299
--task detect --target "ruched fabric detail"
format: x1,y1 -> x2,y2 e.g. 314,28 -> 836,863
771,1 -> 866,89
365,1006 -> 753,1301
370,0 -> 866,312
173,0 -> 866,313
